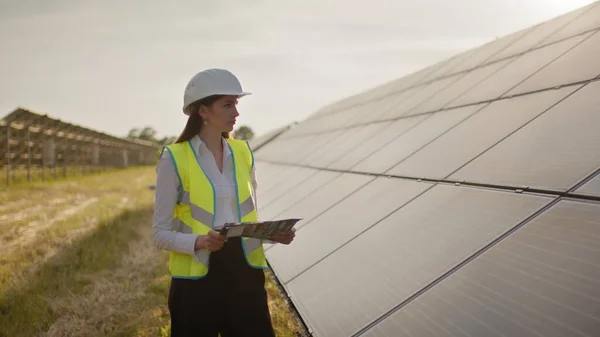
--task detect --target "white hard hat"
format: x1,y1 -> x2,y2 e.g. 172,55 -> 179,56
182,68 -> 251,115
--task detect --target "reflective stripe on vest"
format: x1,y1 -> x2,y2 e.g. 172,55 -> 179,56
164,138 -> 267,279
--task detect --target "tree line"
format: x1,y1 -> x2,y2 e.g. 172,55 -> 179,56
127,125 -> 255,146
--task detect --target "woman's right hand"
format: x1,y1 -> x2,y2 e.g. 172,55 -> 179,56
195,231 -> 226,252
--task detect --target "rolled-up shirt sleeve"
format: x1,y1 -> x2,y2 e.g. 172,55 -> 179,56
153,150 -> 199,256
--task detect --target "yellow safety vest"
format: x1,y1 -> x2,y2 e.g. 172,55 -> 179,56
163,138 -> 267,279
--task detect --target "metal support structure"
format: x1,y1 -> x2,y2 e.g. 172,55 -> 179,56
1,108 -> 160,188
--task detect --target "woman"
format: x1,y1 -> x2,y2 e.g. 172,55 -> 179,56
153,68 -> 296,337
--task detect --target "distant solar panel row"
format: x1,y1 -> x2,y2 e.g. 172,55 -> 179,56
255,2 -> 600,336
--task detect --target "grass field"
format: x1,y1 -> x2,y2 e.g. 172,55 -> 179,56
0,166 -> 300,337
1,165 -> 119,189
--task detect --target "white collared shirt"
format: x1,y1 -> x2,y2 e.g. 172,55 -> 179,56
152,135 -> 258,258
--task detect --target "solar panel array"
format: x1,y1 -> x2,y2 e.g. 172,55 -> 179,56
255,3 -> 600,336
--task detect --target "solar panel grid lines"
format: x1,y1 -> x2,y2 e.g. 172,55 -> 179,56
446,32 -> 592,110
352,195 -> 563,337
432,28 -> 600,93
504,28 -> 600,96
276,75 -> 598,141
575,168 -> 600,197
358,198 -> 600,337
438,28 -> 531,79
284,135 -> 336,166
297,15 -> 600,128
536,1 -> 600,46
257,169 -> 338,221
387,84 -> 585,181
340,113 -> 434,172
254,135 -> 313,163
379,75 -> 467,120
357,91 -> 410,125
353,104 -> 486,174
450,80 -> 600,191
252,162 -> 285,192
486,2 -> 596,63
255,158 -> 600,205
271,129 -> 349,166
256,4 -> 600,336
256,166 -> 317,207
326,115 -> 429,171
309,56 -> 461,120
268,178 -> 436,285
269,173 -> 376,231
284,184 -> 556,337
287,40 -> 484,124
413,47 -> 482,86
308,123 -> 391,169
410,57 -> 514,116
295,129 -> 359,167
259,165 -> 600,335
429,5 -> 599,88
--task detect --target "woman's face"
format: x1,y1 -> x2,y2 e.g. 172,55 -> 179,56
200,95 -> 240,132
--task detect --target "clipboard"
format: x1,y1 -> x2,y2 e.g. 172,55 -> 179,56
219,218 -> 302,240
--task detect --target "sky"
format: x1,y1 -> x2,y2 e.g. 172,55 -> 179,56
0,0 -> 596,139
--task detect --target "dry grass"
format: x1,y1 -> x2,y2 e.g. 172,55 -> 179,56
41,210 -> 172,337
266,270 -> 302,337
1,165 -> 119,188
0,166 -> 301,337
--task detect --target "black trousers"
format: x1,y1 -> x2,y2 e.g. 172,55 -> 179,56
168,237 -> 276,337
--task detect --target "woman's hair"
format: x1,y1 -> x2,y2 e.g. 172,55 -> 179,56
174,95 -> 232,144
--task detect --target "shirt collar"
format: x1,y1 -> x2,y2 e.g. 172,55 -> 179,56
190,135 -> 231,158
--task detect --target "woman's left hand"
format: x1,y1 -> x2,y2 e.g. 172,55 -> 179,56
269,228 -> 296,245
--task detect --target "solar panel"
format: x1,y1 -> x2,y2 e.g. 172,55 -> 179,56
257,166 -> 316,207
270,172 -> 374,229
360,91 -> 410,124
353,104 -> 482,174
378,76 -> 461,120
281,109 -> 362,138
320,108 -> 364,131
255,136 -> 314,163
488,4 -> 593,63
253,162 -> 288,192
309,123 -> 389,168
258,169 -> 339,220
294,130 -> 348,166
575,172 -> 600,196
254,5 -> 600,337
387,85 -> 581,180
293,132 -> 351,166
360,199 -> 600,337
266,177 -> 433,284
414,58 -> 512,114
540,1 -> 600,45
286,135 -> 336,165
417,47 -> 479,83
443,26 -> 530,75
369,86 -> 421,121
281,119 -> 323,138
285,185 -> 552,337
450,80 -> 600,191
327,115 -> 428,171
451,34 -> 590,107
505,30 -> 600,96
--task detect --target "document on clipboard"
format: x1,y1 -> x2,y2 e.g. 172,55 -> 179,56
219,218 -> 302,240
